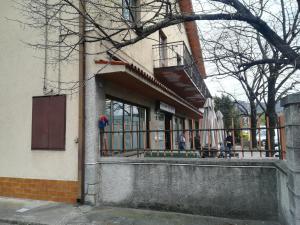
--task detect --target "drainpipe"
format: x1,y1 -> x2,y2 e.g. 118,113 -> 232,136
43,0 -> 48,93
78,0 -> 86,204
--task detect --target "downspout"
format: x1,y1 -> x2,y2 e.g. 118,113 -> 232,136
78,0 -> 86,204
43,0 -> 48,93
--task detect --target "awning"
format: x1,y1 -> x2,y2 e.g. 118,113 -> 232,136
95,60 -> 202,118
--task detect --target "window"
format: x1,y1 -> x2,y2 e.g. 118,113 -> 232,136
173,116 -> 185,148
105,97 -> 148,151
122,0 -> 139,22
159,30 -> 168,67
31,95 -> 66,150
177,23 -> 182,32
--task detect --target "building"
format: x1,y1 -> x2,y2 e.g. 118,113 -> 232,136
0,0 -> 210,204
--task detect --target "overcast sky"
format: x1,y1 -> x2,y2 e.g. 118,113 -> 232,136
204,66 -> 248,101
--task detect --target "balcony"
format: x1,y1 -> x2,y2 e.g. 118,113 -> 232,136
153,41 -> 210,108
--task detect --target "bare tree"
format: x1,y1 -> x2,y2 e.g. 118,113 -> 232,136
203,29 -> 266,147
200,0 -> 300,151
16,0 -> 300,68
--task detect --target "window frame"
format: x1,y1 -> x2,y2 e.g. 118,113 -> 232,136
122,0 -> 139,22
105,95 -> 149,150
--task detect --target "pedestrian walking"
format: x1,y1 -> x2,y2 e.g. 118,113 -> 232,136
179,132 -> 186,152
226,132 -> 233,158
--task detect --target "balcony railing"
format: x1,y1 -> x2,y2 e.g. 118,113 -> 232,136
153,41 -> 211,98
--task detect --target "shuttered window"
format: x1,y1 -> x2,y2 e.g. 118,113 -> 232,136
31,95 -> 66,150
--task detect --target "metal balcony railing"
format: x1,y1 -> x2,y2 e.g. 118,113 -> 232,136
153,41 -> 211,98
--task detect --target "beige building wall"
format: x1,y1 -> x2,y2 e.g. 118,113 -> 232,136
122,24 -> 192,75
0,0 -> 195,179
0,0 -> 79,181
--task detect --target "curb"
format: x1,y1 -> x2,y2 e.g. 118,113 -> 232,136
0,218 -> 48,225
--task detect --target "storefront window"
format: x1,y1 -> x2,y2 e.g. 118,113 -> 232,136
105,99 -> 112,149
139,108 -> 146,148
173,116 -> 185,149
104,97 -> 147,152
124,104 -> 131,150
132,106 -> 139,149
156,112 -> 165,150
113,101 -> 124,150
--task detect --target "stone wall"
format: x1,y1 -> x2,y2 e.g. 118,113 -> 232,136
83,93 -> 300,224
280,93 -> 300,225
276,161 -> 290,225
97,158 -> 279,221
84,77 -> 105,205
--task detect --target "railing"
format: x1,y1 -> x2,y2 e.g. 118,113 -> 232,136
99,126 -> 286,159
152,41 -> 211,98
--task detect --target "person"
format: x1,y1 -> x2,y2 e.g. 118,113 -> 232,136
98,115 -> 109,131
179,132 -> 186,152
226,132 -> 233,158
98,115 -> 109,156
194,133 -> 201,150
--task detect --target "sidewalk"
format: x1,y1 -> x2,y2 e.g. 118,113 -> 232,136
0,197 -> 280,225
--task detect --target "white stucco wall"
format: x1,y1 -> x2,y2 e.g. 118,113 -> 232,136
88,1 -> 193,77
0,0 -> 196,181
0,1 -> 79,181
122,24 -> 192,75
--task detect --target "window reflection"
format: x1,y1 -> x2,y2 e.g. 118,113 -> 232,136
113,101 -> 124,150
132,106 -> 140,149
124,104 -> 132,150
139,108 -> 146,148
104,98 -> 147,153
105,99 -> 112,149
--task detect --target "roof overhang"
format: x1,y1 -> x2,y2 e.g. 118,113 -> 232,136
95,60 -> 202,118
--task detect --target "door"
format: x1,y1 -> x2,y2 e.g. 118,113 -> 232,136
165,113 -> 172,149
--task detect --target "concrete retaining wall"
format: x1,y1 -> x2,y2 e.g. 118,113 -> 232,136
97,158 -> 278,221
276,161 -> 290,225
280,93 -> 300,225
82,93 -> 300,224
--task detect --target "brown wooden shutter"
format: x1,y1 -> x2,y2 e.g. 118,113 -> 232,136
32,97 -> 49,149
48,95 -> 66,149
31,95 -> 66,150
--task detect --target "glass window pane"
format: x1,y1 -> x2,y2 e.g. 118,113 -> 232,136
122,0 -> 130,20
105,97 -> 148,153
139,108 -> 146,149
132,106 -> 139,149
105,99 -> 112,150
113,101 -> 123,150
124,104 -> 132,150
157,112 -> 165,150
173,118 -> 179,149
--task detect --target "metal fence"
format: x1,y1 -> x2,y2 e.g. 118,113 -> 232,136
99,125 -> 286,159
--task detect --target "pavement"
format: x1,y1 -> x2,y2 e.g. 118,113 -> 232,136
0,197 -> 281,225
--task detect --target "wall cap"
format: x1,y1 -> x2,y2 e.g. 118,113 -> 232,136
97,157 -> 279,167
281,93 -> 300,107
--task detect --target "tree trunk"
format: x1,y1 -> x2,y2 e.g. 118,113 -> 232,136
265,71 -> 277,157
249,97 -> 257,148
